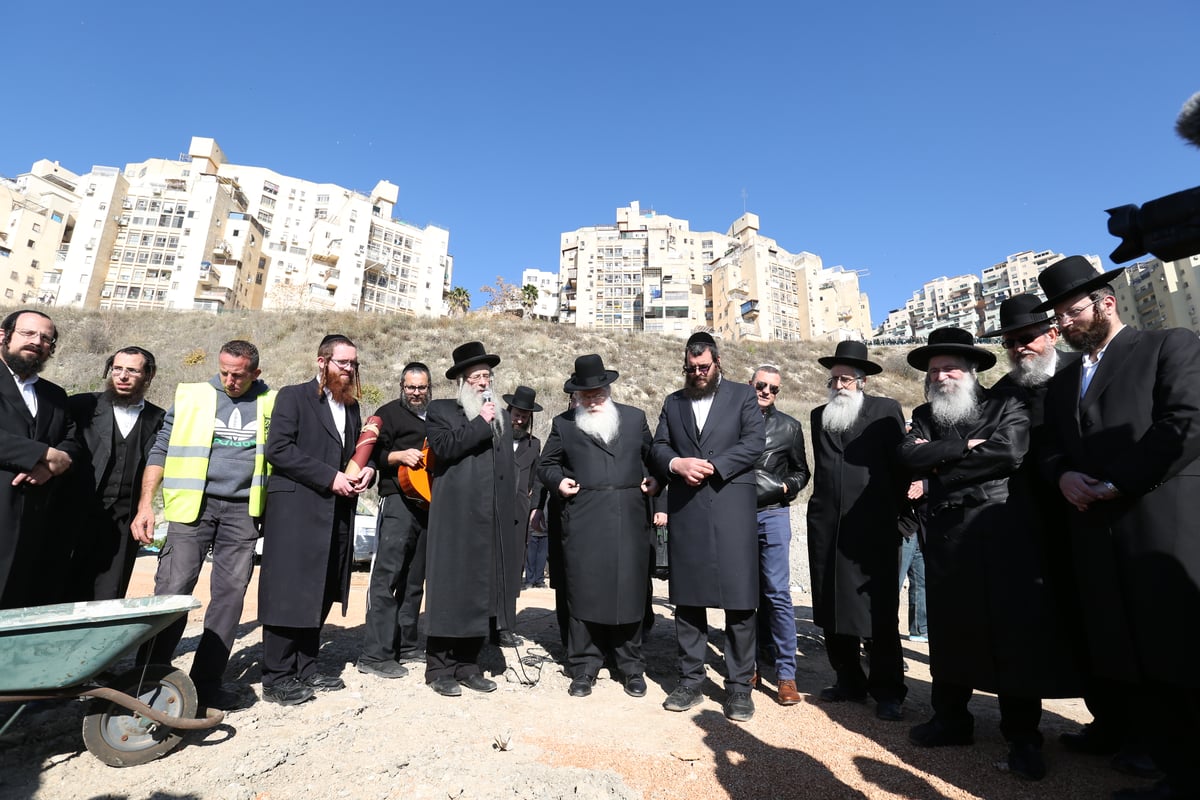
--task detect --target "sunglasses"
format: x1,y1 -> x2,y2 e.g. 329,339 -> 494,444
682,363 -> 713,375
1002,330 -> 1049,349
754,381 -> 780,395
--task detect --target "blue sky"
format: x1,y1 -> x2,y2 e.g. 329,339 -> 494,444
5,2 -> 1198,323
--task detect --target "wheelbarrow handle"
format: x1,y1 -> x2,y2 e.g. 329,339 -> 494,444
82,686 -> 225,730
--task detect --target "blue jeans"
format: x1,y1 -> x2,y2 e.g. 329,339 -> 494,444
756,507 -> 797,680
898,535 -> 927,636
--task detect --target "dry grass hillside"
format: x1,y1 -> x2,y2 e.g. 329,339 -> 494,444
37,309 -> 1006,498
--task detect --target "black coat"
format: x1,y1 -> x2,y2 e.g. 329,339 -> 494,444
538,403 -> 654,624
650,379 -> 765,609
899,386 -> 1036,693
0,372 -> 80,608
424,399 -> 516,638
807,394 -> 906,637
260,379 -> 362,628
1042,326 -> 1200,687
507,433 -> 541,620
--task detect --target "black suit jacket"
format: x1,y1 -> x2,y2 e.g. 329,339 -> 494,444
68,391 -> 166,504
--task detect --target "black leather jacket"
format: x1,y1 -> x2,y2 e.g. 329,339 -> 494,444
753,406 -> 810,509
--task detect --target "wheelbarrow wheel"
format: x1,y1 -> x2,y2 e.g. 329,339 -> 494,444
81,665 -> 197,767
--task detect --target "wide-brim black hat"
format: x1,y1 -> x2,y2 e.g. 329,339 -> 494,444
502,385 -> 543,412
563,353 -> 618,392
817,340 -> 883,376
1032,255 -> 1125,312
907,326 -> 997,372
982,293 -> 1055,338
445,341 -> 501,379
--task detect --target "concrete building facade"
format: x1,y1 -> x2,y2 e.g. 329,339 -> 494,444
1113,254 -> 1200,334
2,161 -> 80,307
521,267 -> 560,320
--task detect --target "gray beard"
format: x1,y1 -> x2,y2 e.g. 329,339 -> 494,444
575,400 -> 620,446
822,389 -> 864,434
1009,349 -> 1057,389
401,393 -> 429,416
928,376 -> 981,428
458,382 -> 506,438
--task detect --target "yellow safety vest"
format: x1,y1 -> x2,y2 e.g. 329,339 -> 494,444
161,382 -> 276,522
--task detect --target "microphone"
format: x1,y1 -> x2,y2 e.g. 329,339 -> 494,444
1178,91 -> 1200,149
481,389 -> 493,404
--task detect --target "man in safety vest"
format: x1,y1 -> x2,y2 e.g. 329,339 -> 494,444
132,339 -> 275,711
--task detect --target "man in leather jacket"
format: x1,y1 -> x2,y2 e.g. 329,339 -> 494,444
749,365 -> 810,706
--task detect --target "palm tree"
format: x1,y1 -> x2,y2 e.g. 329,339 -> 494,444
447,286 -> 470,316
521,284 -> 539,314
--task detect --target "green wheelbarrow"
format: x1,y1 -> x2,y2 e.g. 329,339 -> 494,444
0,595 -> 225,767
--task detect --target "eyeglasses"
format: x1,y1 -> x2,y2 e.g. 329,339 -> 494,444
465,370 -> 492,384
13,328 -> 56,346
927,366 -> 965,378
1002,330 -> 1049,349
826,375 -> 861,388
682,363 -> 714,375
402,384 -> 429,392
1054,297 -> 1101,325
110,367 -> 144,377
754,381 -> 781,395
329,358 -> 359,371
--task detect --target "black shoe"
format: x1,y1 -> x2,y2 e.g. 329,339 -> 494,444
663,685 -> 704,712
428,676 -> 462,697
492,630 -> 523,648
396,650 -> 426,664
723,690 -> 755,722
262,677 -> 315,706
909,718 -> 974,747
1008,742 -> 1047,781
568,675 -> 596,697
624,674 -> 647,698
302,673 -> 346,692
460,673 -> 497,693
1111,750 -> 1165,781
819,684 -> 868,703
1060,725 -> 1121,756
357,659 -> 409,679
876,700 -> 905,721
197,684 -> 250,711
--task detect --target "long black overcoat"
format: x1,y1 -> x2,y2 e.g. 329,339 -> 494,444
260,379 -> 361,628
806,394 -> 906,638
898,387 -> 1033,693
650,379 -> 764,609
424,399 -> 516,638
1042,326 -> 1200,688
507,433 -> 541,621
537,403 -> 654,624
0,374 -> 80,608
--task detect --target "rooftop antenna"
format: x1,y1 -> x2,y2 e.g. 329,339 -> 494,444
741,188 -> 748,213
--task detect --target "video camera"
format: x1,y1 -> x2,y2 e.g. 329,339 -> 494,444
1106,92 -> 1200,264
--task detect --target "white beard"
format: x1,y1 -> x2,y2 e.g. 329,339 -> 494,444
822,389 -> 864,434
458,381 -> 506,438
928,374 -> 981,428
1009,348 -> 1057,389
574,399 -> 620,446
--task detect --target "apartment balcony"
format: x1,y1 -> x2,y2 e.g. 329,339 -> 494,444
312,249 -> 339,266
323,268 -> 341,290
212,241 -> 233,258
198,261 -> 222,284
194,287 -> 231,306
740,299 -> 760,321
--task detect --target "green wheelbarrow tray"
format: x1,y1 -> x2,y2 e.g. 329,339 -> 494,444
0,595 -> 225,766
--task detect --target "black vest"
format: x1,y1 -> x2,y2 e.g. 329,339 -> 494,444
100,412 -> 144,519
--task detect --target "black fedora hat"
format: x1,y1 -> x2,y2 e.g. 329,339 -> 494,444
982,294 -> 1055,338
445,341 -> 501,379
1032,255 -> 1125,312
563,354 -> 619,392
502,385 -> 543,412
907,327 -> 997,372
817,340 -> 883,376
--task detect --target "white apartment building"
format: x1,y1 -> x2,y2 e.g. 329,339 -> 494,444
708,214 -> 872,342
883,274 -> 983,340
560,201 -> 724,337
980,250 -> 1068,333
1113,254 -> 1200,334
2,161 -> 79,307
521,268 -> 560,320
30,137 -> 450,315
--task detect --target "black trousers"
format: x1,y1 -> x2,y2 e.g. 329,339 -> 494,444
425,636 -> 485,682
262,596 -> 335,688
568,616 -> 644,679
1142,681 -> 1200,793
931,680 -> 1042,745
826,630 -> 907,703
361,495 -> 427,662
68,508 -> 140,602
674,605 -> 756,692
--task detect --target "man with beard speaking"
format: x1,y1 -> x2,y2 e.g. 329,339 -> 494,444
537,354 -> 658,699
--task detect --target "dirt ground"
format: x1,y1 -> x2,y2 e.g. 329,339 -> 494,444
0,531 -> 1144,800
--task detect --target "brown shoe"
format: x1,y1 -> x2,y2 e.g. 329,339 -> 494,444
777,679 -> 801,706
